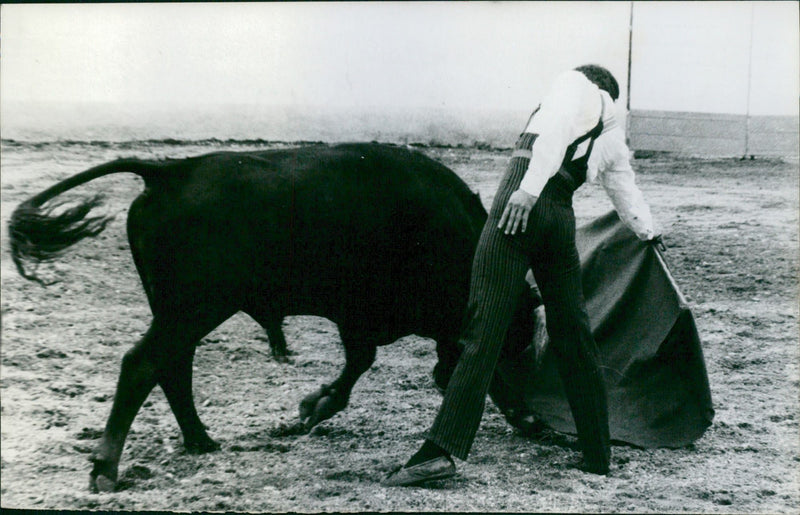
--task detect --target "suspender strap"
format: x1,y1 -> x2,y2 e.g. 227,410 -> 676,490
511,148 -> 532,160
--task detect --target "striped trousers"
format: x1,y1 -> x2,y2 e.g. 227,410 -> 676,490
428,132 -> 610,470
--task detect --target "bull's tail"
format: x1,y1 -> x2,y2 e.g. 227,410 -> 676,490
9,158 -> 165,285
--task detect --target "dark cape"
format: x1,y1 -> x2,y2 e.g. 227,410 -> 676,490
495,211 -> 714,448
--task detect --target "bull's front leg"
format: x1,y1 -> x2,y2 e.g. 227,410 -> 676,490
299,331 -> 379,431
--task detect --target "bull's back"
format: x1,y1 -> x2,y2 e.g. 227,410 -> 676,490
130,143 -> 486,336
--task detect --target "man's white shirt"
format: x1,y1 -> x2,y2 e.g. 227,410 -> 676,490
518,70 -> 655,241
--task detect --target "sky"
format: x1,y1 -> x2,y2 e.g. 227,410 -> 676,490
1,2 -> 797,116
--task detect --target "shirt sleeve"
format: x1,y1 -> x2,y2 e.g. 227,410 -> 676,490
519,71 -> 602,197
592,127 -> 657,240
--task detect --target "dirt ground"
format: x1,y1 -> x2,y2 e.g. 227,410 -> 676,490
1,141 -> 798,513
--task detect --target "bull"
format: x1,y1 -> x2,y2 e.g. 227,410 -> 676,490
9,142 -> 538,492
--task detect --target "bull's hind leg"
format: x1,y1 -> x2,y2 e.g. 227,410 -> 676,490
157,343 -> 220,454
90,322 -> 163,492
299,328 -> 381,431
89,313 -> 228,492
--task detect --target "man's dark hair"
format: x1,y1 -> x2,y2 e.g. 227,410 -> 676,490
574,64 -> 620,101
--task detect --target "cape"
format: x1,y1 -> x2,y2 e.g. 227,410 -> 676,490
495,211 -> 714,448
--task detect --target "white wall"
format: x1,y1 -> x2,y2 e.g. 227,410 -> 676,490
0,2 -> 631,113
630,1 -> 799,116
748,2 -> 800,116
628,1 -> 798,156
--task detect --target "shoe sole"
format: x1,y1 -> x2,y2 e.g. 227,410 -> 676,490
382,463 -> 456,487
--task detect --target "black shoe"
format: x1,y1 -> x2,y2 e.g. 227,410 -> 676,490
382,455 -> 456,487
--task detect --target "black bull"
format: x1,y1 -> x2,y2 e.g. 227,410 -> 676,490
9,143 -> 538,492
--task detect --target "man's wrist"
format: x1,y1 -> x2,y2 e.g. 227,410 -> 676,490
517,185 -> 540,199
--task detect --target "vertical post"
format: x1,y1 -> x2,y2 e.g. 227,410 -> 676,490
744,2 -> 755,158
626,1 -> 634,146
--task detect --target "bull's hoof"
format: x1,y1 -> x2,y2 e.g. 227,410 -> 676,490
272,348 -> 293,364
299,384 -> 326,421
299,385 -> 346,431
89,457 -> 118,493
90,473 -> 117,493
573,457 -> 610,476
184,435 -> 221,454
503,408 -> 548,438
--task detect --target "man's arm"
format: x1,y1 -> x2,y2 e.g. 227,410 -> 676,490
593,128 -> 656,241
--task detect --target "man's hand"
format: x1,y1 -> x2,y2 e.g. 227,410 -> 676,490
498,189 -> 538,235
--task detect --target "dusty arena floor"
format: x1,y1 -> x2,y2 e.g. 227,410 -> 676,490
1,141 -> 798,512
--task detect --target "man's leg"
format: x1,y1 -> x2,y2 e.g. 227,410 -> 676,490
384,139 -> 538,486
531,245 -> 610,474
426,226 -> 531,460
